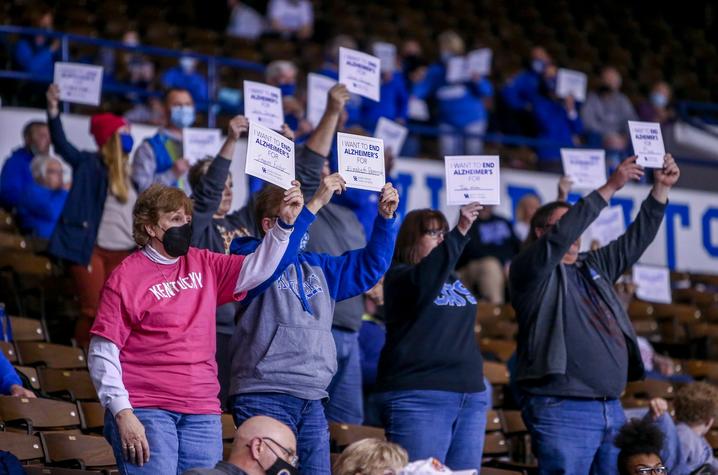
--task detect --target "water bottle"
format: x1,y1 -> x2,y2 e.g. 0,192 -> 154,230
0,303 -> 11,342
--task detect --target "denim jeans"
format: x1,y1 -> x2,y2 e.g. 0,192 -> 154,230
104,409 -> 222,475
521,396 -> 626,475
373,389 -> 490,471
231,393 -> 330,475
325,327 -> 363,424
439,120 -> 487,157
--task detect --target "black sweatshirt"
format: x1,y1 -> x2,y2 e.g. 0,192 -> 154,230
375,228 -> 486,393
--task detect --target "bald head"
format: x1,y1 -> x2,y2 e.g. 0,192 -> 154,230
227,416 -> 297,474
236,416 -> 296,449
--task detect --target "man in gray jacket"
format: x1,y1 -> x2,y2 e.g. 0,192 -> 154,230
509,154 -> 680,475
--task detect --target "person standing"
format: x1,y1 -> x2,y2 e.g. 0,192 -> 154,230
509,154 -> 680,474
373,203 -> 489,471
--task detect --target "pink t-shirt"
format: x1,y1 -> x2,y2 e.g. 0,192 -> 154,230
91,247 -> 246,415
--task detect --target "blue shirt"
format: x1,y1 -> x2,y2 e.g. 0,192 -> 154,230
0,351 -> 22,395
360,72 -> 408,131
14,38 -> 56,79
531,95 -> 583,161
0,147 -> 35,210
501,69 -> 542,110
160,67 -> 209,105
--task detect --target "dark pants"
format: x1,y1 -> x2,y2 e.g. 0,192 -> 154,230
215,332 -> 232,411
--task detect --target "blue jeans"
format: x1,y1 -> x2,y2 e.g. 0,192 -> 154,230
373,389 -> 490,471
521,396 -> 626,475
325,327 -> 363,424
104,409 -> 221,475
231,393 -> 330,475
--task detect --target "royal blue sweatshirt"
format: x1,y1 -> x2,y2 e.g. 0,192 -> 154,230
228,207 -> 398,399
501,69 -> 542,110
412,60 -> 493,128
531,95 -> 583,162
0,351 -> 22,395
14,38 -> 56,78
0,147 -> 36,211
360,72 -> 409,131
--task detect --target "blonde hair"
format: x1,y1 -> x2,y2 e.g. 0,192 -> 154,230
333,438 -> 408,475
100,133 -> 131,203
438,30 -> 464,56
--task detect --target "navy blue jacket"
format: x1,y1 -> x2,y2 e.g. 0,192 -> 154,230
47,114 -> 109,266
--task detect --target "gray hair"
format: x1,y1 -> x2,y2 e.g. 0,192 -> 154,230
30,154 -> 65,183
265,60 -> 297,82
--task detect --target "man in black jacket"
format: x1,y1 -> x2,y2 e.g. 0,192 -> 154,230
509,154 -> 679,475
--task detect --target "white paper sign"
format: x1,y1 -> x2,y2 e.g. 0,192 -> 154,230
182,128 -> 222,164
373,42 -> 397,73
374,117 -> 408,156
628,121 -> 665,168
53,62 -> 103,106
245,121 -> 295,189
444,155 -> 501,206
306,73 -> 337,128
585,206 -> 626,248
556,68 -> 587,102
560,148 -> 607,190
337,132 -> 386,191
446,56 -> 468,83
243,81 -> 284,131
407,97 -> 430,121
339,47 -> 381,102
633,264 -> 672,304
467,48 -> 492,76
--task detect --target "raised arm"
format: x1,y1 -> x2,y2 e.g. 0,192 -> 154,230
190,116 -> 248,244
320,183 -> 399,301
305,84 -> 349,157
510,157 -> 644,290
46,84 -> 83,167
588,155 -> 677,282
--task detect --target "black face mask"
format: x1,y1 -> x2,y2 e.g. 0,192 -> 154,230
160,223 -> 192,257
264,458 -> 298,475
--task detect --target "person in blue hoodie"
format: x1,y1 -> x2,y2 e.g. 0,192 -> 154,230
13,7 -> 59,80
360,42 -> 408,132
316,35 -> 364,128
530,64 -> 583,172
227,177 -> 399,475
0,350 -> 35,398
412,30 -> 493,157
0,121 -> 51,211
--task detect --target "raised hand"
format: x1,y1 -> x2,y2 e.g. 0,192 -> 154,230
557,176 -> 573,202
598,156 -> 644,202
226,115 -> 249,141
648,397 -> 668,420
307,173 -> 346,214
327,84 -> 351,114
280,123 -> 295,142
378,183 -> 399,219
46,84 -> 60,117
115,409 -> 150,466
457,202 -> 483,235
278,180 -> 304,225
652,153 -> 680,203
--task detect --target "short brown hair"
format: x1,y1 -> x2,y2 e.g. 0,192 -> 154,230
133,184 -> 193,246
394,209 -> 449,265
253,185 -> 286,236
674,382 -> 718,426
332,438 -> 408,475
524,200 -> 571,247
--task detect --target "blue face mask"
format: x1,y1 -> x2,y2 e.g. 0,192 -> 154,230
120,133 -> 134,154
279,83 -> 296,97
650,92 -> 668,108
532,59 -> 546,74
170,105 -> 195,129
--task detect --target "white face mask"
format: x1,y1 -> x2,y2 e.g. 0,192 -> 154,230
179,57 -> 197,73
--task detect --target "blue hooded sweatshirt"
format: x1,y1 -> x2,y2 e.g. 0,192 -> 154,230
227,206 -> 397,400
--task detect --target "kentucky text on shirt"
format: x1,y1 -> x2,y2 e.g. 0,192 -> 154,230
148,272 -> 204,300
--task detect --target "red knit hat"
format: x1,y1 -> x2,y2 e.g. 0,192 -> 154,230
90,113 -> 126,147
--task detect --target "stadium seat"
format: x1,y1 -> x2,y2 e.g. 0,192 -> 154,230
624,380 -> 674,400
1,340 -> 18,363
77,401 -> 104,432
38,369 -> 97,401
40,432 -> 117,470
329,422 -> 385,452
486,409 -> 503,432
483,431 -> 509,457
682,360 -> 718,382
10,315 -> 47,341
628,300 -> 655,320
481,468 -> 525,475
481,338 -> 517,362
221,413 -> 236,440
0,231 -> 29,251
15,365 -> 41,390
0,431 -> 44,463
0,395 -> 81,431
16,342 -> 87,369
484,361 -> 510,386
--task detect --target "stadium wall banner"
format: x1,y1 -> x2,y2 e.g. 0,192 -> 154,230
1,108 -> 717,274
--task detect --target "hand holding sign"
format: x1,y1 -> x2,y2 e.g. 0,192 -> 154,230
628,121 -> 665,168
605,156 -> 644,192
457,202 -> 484,235
46,84 -> 60,117
378,183 -> 399,219
653,153 -> 680,190
53,62 -> 104,106
278,180 -> 304,226
307,173 -> 347,214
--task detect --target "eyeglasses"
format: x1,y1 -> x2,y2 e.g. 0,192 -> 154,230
634,465 -> 667,474
423,229 -> 446,238
262,437 -> 299,468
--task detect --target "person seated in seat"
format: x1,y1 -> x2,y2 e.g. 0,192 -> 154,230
0,121 -> 51,212
16,154 -> 69,239
333,438 -> 408,475
183,415 -> 298,475
0,351 -> 35,398
615,418 -> 669,475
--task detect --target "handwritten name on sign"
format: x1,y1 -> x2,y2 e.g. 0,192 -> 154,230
444,155 -> 501,206
337,132 -> 386,191
245,121 -> 295,189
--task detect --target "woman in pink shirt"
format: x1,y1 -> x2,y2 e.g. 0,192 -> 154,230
88,119 -> 304,475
